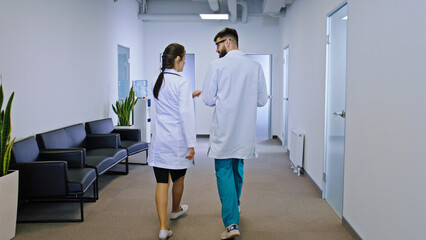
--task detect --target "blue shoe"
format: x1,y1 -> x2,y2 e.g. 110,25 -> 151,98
221,224 -> 240,239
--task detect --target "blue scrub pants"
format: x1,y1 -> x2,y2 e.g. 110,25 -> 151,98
215,158 -> 244,227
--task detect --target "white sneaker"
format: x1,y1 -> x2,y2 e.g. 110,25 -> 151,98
159,229 -> 172,239
220,224 -> 240,239
170,204 -> 188,220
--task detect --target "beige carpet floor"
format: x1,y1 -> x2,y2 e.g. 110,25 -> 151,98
13,138 -> 354,240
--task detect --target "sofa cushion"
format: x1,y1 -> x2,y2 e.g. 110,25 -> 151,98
37,129 -> 71,149
85,156 -> 117,175
86,148 -> 127,163
121,140 -> 148,155
11,137 -> 40,164
67,168 -> 97,194
85,118 -> 115,134
64,123 -> 87,148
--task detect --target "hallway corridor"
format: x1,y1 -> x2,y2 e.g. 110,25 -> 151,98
14,138 -> 353,240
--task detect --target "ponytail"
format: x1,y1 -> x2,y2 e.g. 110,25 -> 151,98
153,43 -> 185,100
153,67 -> 166,99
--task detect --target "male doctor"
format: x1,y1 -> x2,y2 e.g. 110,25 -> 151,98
202,28 -> 269,239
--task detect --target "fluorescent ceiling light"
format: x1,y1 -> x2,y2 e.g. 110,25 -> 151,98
342,16 -> 348,20
199,14 -> 229,20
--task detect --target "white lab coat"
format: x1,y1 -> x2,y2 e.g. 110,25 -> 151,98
148,69 -> 196,169
202,50 -> 268,159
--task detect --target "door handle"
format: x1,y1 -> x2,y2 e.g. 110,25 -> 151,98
283,97 -> 288,101
333,110 -> 346,118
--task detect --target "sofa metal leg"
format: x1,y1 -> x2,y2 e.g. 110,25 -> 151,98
80,196 -> 84,222
84,179 -> 98,202
142,150 -> 148,165
82,176 -> 98,202
95,178 -> 98,200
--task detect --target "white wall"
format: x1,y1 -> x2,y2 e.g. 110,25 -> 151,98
344,0 -> 426,239
0,0 -> 145,139
278,0 -> 343,188
142,18 -> 281,135
280,0 -> 426,239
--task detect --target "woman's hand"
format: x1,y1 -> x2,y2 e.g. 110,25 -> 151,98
192,90 -> 202,98
186,147 -> 195,160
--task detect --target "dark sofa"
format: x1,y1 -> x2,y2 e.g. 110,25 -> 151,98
10,136 -> 97,222
10,118 -> 150,223
85,118 -> 149,166
36,123 -> 128,179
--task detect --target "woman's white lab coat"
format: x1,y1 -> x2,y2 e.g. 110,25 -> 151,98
147,69 -> 196,170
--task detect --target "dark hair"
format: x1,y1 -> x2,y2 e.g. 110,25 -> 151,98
214,27 -> 238,46
153,43 -> 186,99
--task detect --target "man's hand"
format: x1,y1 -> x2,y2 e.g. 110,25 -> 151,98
186,147 -> 195,160
192,90 -> 202,98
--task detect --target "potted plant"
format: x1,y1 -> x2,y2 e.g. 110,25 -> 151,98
0,78 -> 18,240
112,86 -> 138,126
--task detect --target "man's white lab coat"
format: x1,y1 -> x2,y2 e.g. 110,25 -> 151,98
148,69 -> 196,169
202,50 -> 269,159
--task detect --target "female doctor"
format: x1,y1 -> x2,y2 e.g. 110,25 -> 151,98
147,43 -> 201,240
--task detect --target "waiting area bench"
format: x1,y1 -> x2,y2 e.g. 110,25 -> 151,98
10,118 -> 149,222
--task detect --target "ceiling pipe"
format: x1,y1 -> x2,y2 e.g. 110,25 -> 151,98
227,0 -> 237,23
238,0 -> 248,23
208,0 -> 220,13
228,0 -> 248,23
136,0 -> 147,19
263,0 -> 287,16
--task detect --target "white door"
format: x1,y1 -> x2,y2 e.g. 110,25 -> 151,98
181,53 -> 195,92
282,47 -> 290,149
246,54 -> 272,139
118,45 -> 130,99
118,45 -> 131,123
323,3 -> 347,218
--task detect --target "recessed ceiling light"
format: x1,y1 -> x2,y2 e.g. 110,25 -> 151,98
199,14 -> 229,20
342,16 -> 348,20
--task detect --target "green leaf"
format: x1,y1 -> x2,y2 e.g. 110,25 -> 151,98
2,139 -> 15,176
113,86 -> 138,126
0,86 -> 14,176
0,84 -> 4,110
112,104 -> 118,115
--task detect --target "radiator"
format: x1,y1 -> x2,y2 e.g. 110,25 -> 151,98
289,129 -> 304,176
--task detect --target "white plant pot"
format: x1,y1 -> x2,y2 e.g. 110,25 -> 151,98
0,170 -> 18,240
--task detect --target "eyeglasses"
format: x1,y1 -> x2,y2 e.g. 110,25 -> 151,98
215,39 -> 227,46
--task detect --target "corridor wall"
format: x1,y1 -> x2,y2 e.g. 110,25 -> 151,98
0,0 -> 145,139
